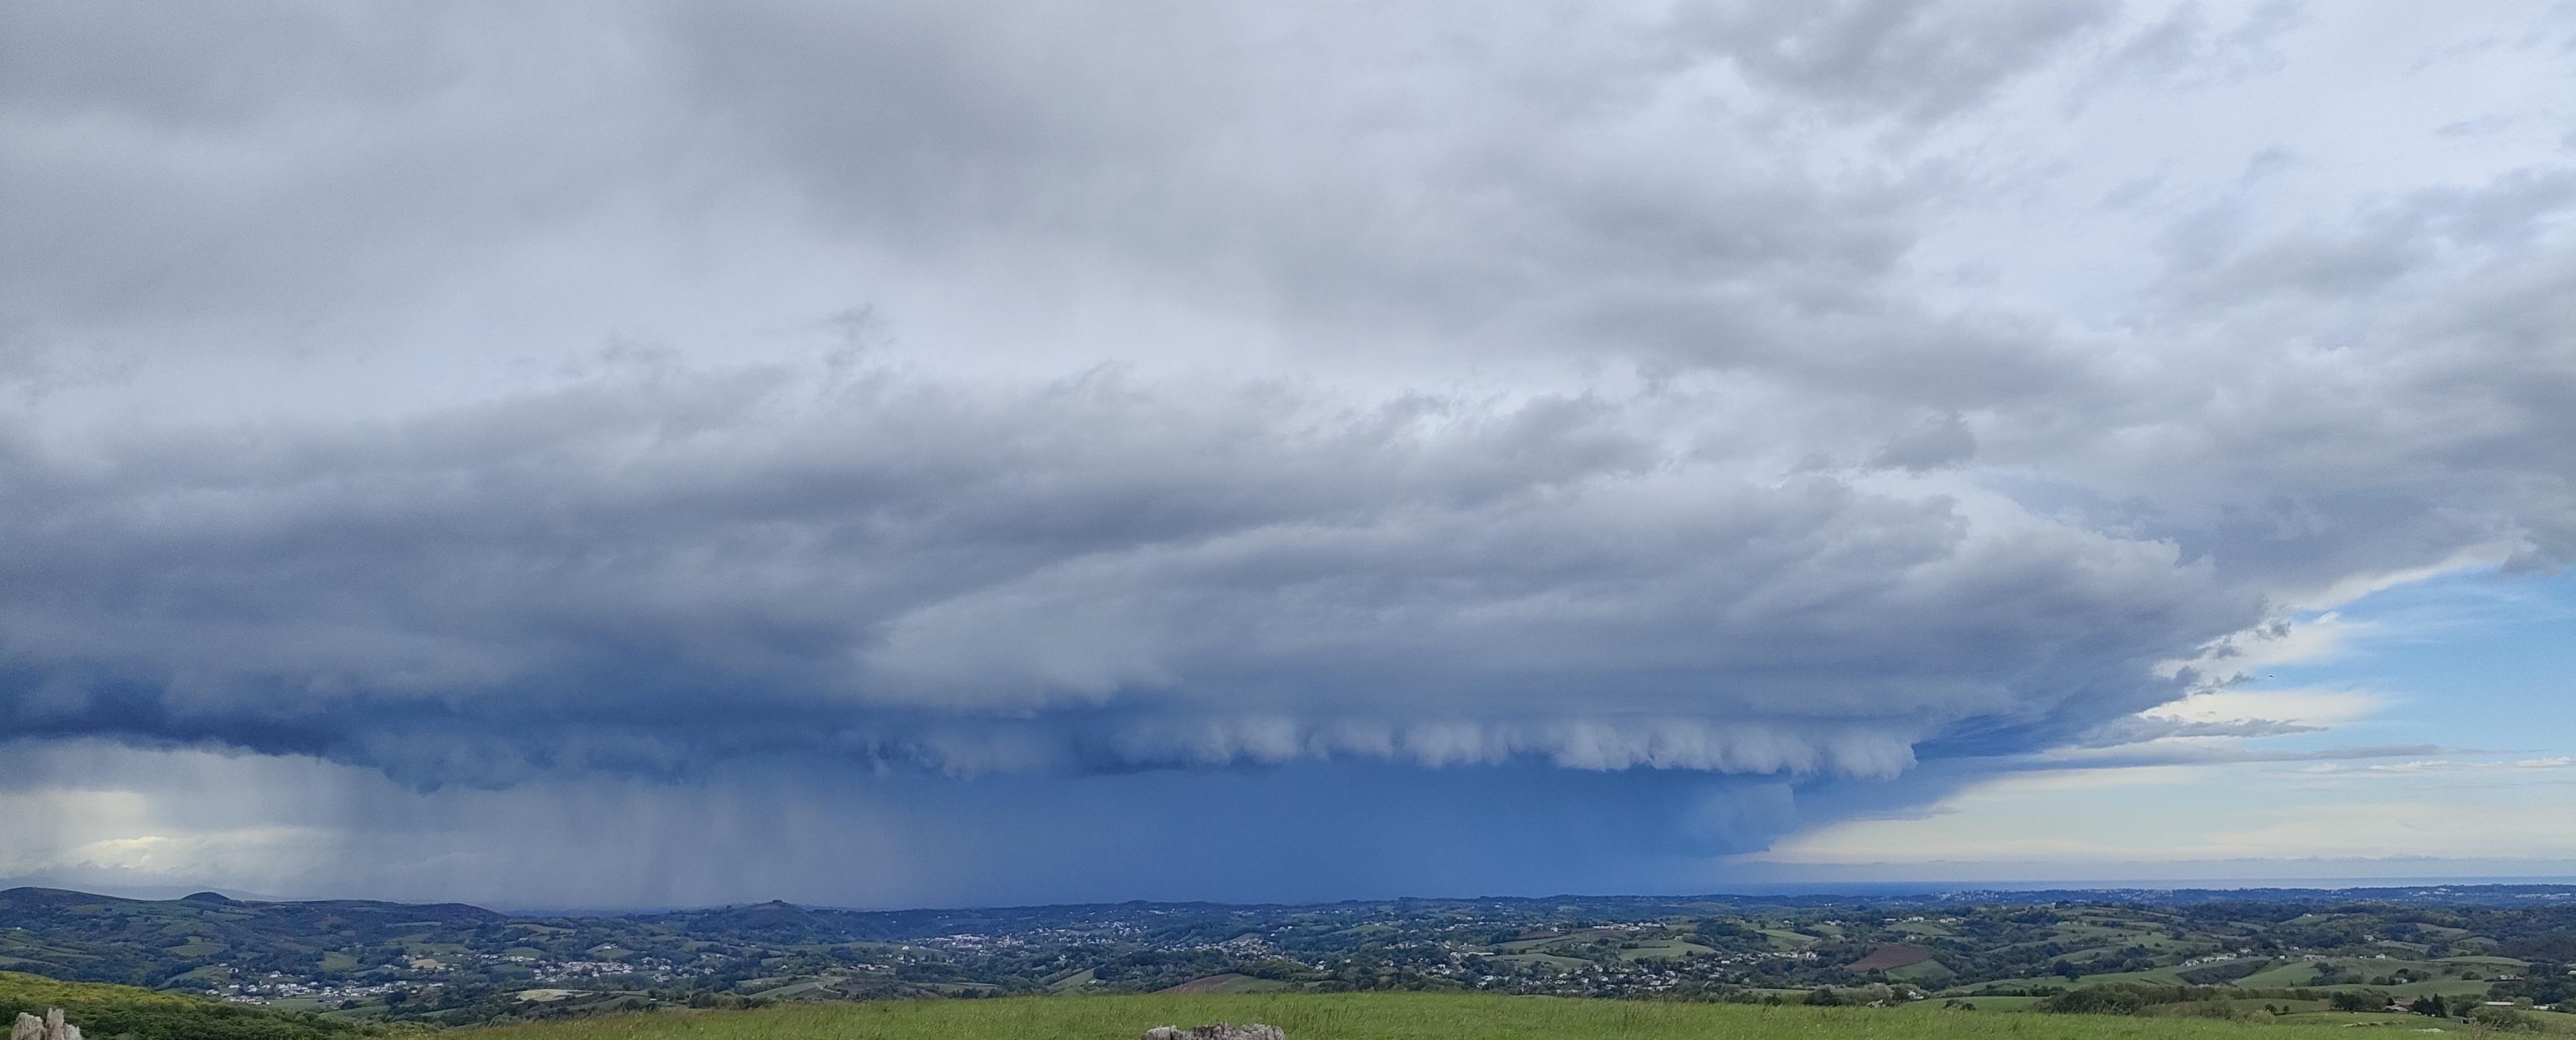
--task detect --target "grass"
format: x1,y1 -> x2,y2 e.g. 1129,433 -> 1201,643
1614,940 -> 1718,962
465,992 -> 2514,1040
0,970 -> 358,1040
2233,965 -> 2323,989
2048,969 -> 2194,987
1884,961 -> 1958,985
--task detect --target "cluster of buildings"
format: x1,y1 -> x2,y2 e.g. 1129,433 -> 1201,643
216,976 -> 404,1005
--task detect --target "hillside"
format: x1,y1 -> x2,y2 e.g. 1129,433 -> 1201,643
0,971 -> 363,1040
2,885 -> 2569,1029
462,992 -> 2564,1040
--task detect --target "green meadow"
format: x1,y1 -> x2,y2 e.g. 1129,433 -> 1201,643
0,971 -> 356,1040
467,992 -> 2551,1040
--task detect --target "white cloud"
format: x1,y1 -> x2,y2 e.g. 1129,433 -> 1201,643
2145,687 -> 2382,727
2351,756 -> 2575,774
1748,756 -> 2576,866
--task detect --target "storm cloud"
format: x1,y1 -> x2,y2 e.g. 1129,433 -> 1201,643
2,0 -> 2572,904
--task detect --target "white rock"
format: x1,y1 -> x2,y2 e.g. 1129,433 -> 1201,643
1139,1024 -> 1286,1040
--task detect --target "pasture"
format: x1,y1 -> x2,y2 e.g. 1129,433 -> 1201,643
469,992 -> 2513,1040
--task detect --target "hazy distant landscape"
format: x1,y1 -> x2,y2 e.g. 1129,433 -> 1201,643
5,885 -> 2572,1035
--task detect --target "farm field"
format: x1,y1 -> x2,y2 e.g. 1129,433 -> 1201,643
467,993 -> 2486,1040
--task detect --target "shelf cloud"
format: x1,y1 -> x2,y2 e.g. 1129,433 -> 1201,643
3,0 -> 2572,904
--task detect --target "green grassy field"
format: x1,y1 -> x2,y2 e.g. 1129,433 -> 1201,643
466,992 -> 2525,1040
0,971 -> 358,1040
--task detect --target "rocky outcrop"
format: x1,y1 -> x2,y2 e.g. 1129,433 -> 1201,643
1140,1024 -> 1285,1040
11,1008 -> 81,1040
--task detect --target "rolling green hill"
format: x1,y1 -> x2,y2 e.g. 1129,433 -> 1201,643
4,886 -> 2570,1029
459,992 -> 2567,1040
0,971 -> 365,1040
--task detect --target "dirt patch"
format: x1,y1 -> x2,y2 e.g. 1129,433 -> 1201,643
1850,944 -> 1933,971
1155,973 -> 1248,995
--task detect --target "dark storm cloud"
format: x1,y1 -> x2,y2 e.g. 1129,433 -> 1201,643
3,0 -> 2575,901
0,741 -> 1842,905
0,358 -> 2248,787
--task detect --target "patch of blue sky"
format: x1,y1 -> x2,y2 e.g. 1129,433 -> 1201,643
1728,568 -> 2576,883
2255,567 -> 2576,760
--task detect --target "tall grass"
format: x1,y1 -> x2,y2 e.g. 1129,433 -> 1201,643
468,992 -> 2441,1040
0,971 -> 353,1040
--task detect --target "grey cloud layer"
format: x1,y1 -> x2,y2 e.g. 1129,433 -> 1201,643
0,361 -> 2245,783
3,0 -> 2575,899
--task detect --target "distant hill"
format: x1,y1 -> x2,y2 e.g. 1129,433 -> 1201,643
0,885 -> 509,987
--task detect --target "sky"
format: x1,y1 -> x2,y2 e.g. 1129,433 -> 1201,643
1,0 -> 2572,910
